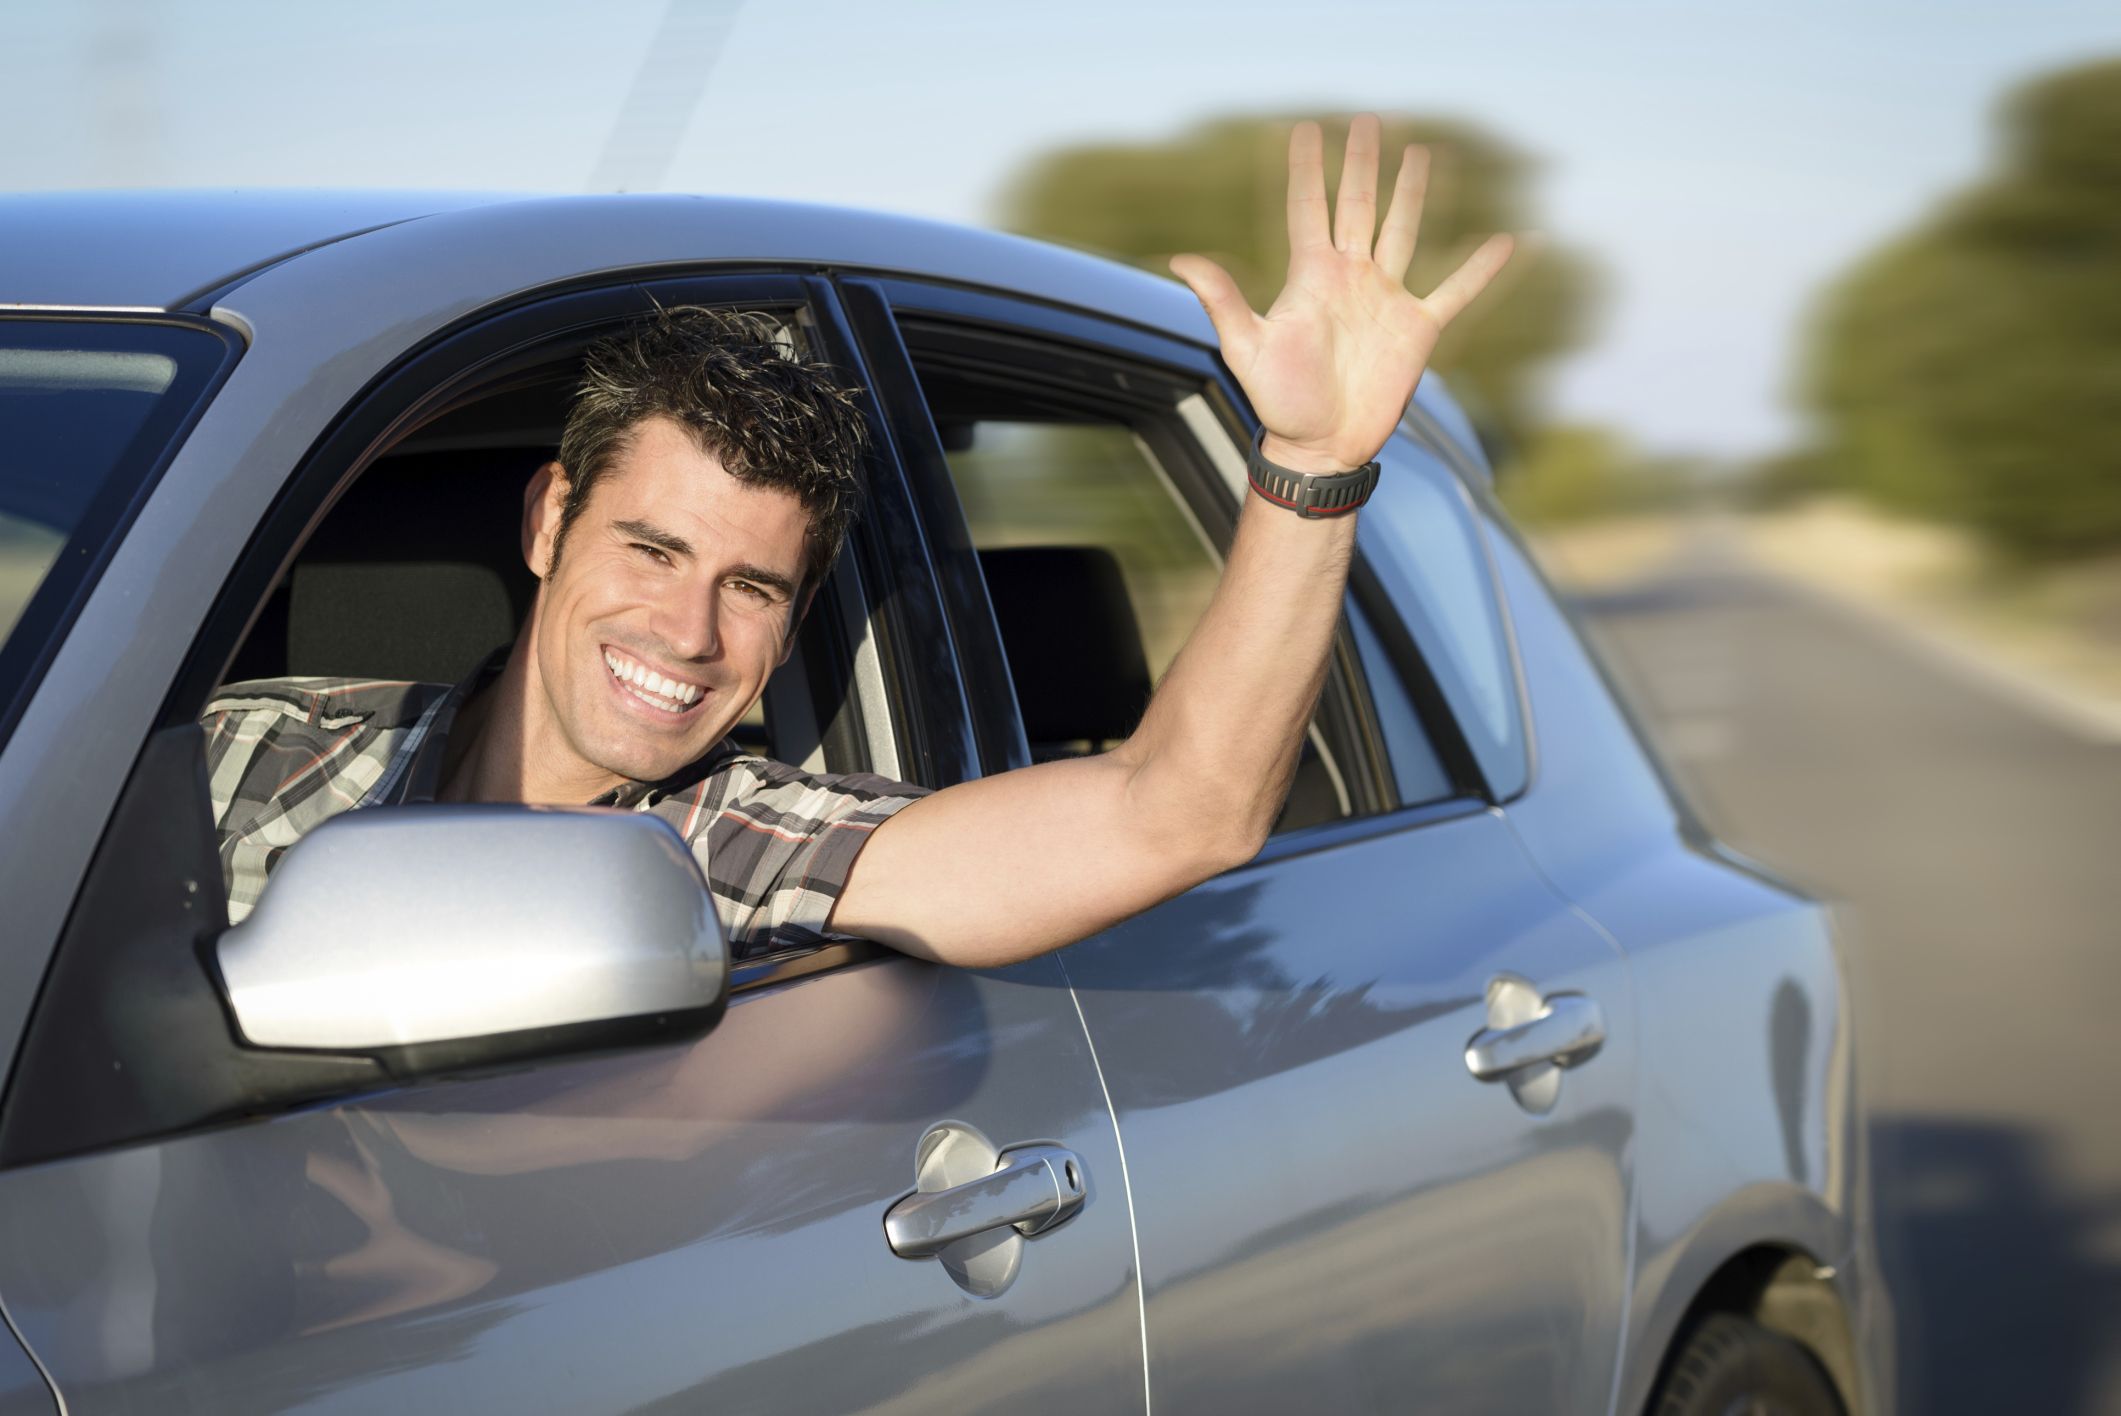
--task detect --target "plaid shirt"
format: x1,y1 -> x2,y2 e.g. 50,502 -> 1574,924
202,656 -> 929,960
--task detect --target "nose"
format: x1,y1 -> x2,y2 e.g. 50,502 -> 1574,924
650,578 -> 720,663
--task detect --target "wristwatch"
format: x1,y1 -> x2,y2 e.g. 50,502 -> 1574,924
1245,427 -> 1380,519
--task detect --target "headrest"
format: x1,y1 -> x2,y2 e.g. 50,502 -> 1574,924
977,545 -> 1150,748
286,449 -> 546,685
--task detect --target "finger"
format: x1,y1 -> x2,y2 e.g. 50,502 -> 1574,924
1373,144 -> 1430,282
1424,233 -> 1515,325
1169,253 -> 1261,362
1333,114 -> 1382,258
1286,120 -> 1330,254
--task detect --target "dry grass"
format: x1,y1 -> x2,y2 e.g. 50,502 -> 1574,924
1740,496 -> 2121,703
1516,513 -> 1688,591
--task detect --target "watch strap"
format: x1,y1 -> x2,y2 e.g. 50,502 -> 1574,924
1245,427 -> 1380,519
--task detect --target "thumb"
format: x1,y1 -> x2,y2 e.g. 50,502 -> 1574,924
1169,253 -> 1259,362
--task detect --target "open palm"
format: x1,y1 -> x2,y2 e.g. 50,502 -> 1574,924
1171,116 -> 1514,473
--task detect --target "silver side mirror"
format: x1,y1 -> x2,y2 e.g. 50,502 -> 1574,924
216,805 -> 727,1065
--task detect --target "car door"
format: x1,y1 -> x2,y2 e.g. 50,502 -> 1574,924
0,279 -> 1145,1415
856,278 -> 1641,1415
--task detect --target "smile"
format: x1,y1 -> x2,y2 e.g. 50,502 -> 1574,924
604,646 -> 706,715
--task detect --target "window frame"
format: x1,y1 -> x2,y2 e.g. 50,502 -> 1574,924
847,275 -> 1493,847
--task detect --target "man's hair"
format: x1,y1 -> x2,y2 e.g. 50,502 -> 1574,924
551,305 -> 869,592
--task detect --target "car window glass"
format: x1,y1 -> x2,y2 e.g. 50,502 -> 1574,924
938,417 -> 1354,833
1347,597 -> 1454,806
950,422 -> 1217,683
1364,430 -> 1525,797
0,320 -> 227,697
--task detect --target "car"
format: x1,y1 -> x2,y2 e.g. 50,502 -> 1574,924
0,190 -> 1891,1415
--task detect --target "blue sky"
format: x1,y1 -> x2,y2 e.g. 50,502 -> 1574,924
6,0 -> 2118,458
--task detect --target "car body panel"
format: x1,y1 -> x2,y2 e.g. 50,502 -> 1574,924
0,955 -> 1147,1415
0,1304 -> 54,1416
1058,804 -> 1638,1414
1473,506 -> 1889,1412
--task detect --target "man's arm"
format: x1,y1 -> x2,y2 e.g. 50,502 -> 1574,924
831,115 -> 1514,968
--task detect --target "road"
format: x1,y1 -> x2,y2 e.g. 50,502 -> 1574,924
1561,517 -> 2121,1415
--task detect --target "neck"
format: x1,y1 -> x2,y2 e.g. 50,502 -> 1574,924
438,637 -> 628,805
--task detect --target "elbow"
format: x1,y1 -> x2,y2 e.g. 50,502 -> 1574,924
1163,802 -> 1268,886
1217,816 -> 1271,873
1124,768 -> 1271,887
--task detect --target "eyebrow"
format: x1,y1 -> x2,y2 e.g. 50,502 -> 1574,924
613,518 -> 799,600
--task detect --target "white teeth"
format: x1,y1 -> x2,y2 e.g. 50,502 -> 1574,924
606,650 -> 702,712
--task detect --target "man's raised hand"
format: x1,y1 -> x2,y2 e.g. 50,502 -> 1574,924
1169,115 -> 1514,475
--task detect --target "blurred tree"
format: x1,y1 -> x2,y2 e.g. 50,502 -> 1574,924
998,114 -> 1597,455
1806,57 -> 2121,562
1498,423 -> 1698,527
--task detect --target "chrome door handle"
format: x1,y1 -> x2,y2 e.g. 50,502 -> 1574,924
884,1144 -> 1088,1259
1465,993 -> 1605,1080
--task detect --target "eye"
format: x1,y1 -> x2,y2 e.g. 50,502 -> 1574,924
632,543 -> 673,567
728,579 -> 770,602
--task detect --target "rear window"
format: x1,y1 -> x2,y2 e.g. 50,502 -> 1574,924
0,318 -> 235,732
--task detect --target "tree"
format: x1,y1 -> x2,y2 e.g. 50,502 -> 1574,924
997,114 -> 1596,456
1804,58 -> 2121,562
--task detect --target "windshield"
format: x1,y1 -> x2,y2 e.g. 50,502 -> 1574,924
0,318 -> 234,731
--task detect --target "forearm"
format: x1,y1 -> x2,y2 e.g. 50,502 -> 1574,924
1115,472 -> 1359,857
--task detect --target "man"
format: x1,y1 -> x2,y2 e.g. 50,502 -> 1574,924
205,116 -> 1513,968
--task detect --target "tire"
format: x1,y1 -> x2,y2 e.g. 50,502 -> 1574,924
1649,1312 -> 1846,1416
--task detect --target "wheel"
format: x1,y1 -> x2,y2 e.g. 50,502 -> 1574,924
1649,1312 -> 1845,1416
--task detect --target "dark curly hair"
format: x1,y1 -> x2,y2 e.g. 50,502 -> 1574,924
551,305 -> 869,594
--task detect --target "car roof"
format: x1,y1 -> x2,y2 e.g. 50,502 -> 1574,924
0,189 -> 520,311
0,189 -> 1212,330
1,188 -> 1483,465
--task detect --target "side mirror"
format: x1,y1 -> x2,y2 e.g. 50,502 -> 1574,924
216,805 -> 727,1073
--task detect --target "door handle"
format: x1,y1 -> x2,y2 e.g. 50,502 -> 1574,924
1465,993 -> 1605,1080
884,1143 -> 1087,1259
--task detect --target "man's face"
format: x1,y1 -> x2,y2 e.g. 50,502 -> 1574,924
524,414 -> 810,793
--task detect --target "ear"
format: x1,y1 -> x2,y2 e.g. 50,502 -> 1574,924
524,460 -> 568,578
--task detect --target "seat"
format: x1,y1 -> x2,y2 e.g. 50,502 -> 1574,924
976,545 -> 1151,761
224,447 -> 546,687
976,542 -> 1344,830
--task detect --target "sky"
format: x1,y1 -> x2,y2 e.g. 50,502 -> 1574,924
5,0 -> 2119,459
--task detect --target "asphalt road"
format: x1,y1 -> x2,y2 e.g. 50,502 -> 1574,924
1563,518 -> 2121,1416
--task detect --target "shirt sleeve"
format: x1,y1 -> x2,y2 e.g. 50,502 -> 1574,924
687,757 -> 932,961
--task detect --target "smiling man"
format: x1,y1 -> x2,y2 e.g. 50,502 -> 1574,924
204,116 -> 1513,968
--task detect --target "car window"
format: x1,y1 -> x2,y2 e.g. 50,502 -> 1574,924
878,280 -> 1420,832
941,413 -> 1365,832
1364,427 -> 1528,799
949,420 -> 1217,699
0,318 -> 232,732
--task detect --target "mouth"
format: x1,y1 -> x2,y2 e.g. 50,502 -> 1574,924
602,644 -> 709,719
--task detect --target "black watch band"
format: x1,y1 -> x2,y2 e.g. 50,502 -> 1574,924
1245,427 -> 1380,519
